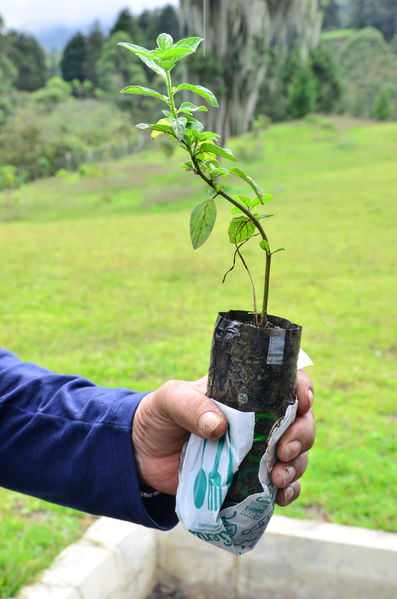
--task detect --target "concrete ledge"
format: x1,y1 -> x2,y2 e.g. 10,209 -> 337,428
15,516 -> 397,599
16,518 -> 157,599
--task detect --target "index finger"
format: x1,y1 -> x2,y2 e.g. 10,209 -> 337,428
295,369 -> 314,416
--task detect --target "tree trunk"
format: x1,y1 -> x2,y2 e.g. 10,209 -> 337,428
179,0 -> 321,141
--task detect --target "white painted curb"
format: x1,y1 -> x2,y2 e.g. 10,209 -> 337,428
15,516 -> 397,599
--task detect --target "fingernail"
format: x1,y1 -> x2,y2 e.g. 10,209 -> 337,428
307,388 -> 314,408
285,441 -> 302,462
284,486 -> 295,503
285,465 -> 296,485
281,465 -> 296,488
198,412 -> 222,435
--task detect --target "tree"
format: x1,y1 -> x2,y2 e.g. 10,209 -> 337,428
0,15 -> 18,124
320,0 -> 342,30
310,45 -> 342,112
97,31 -> 147,93
288,67 -> 317,117
371,85 -> 393,120
348,0 -> 397,42
61,33 -> 87,82
338,27 -> 397,117
179,0 -> 322,140
7,31 -> 46,91
391,32 -> 397,57
138,4 -> 179,47
84,21 -> 105,86
110,8 -> 144,44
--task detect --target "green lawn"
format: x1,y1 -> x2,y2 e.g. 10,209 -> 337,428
0,116 -> 396,596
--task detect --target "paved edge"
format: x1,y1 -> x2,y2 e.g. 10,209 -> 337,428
14,516 -> 397,599
15,518 -> 158,599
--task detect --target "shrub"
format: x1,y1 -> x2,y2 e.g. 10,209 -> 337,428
0,165 -> 23,190
31,77 -> 72,105
310,45 -> 342,113
338,27 -> 397,118
371,86 -> 393,120
0,99 -> 138,180
287,67 -> 317,118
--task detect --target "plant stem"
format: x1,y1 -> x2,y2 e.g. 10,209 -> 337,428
165,70 -> 177,118
234,239 -> 258,326
191,154 -> 271,325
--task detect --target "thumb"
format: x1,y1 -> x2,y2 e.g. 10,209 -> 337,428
158,379 -> 228,439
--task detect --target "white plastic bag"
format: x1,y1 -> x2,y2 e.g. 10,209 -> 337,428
176,349 -> 313,555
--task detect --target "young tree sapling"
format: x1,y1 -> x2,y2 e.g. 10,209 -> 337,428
119,34 -> 302,506
119,33 -> 284,327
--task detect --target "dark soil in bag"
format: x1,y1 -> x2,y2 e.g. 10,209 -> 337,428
206,310 -> 302,507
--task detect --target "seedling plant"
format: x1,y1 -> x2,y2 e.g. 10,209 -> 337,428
119,33 -> 284,327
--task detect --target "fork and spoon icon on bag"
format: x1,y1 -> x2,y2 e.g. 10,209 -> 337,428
193,429 -> 233,512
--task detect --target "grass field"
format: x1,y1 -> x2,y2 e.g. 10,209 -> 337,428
0,116 -> 396,597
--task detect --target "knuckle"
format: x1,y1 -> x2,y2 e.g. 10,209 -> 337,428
161,379 -> 179,396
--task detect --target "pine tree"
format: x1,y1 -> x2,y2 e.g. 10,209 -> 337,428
61,33 -> 87,82
7,31 -> 46,91
138,4 -> 179,46
110,9 -> 143,44
288,68 -> 317,118
84,21 -> 104,86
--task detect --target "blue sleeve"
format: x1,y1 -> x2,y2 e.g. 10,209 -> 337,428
0,347 -> 178,530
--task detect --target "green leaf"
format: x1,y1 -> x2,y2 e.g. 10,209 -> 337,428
179,161 -> 194,171
159,60 -> 175,71
178,102 -> 208,114
254,212 -> 273,220
134,53 -> 167,80
120,85 -> 168,103
162,46 -> 195,61
157,33 -> 173,50
118,42 -> 167,78
136,123 -> 175,136
190,199 -> 217,249
118,42 -> 154,60
170,116 -> 187,139
197,143 -> 237,161
228,217 -> 255,244
230,195 -> 260,214
229,167 -> 264,203
209,166 -> 229,180
139,55 -> 167,79
197,131 -> 220,141
174,83 -> 218,107
272,247 -> 285,255
260,240 -> 270,252
175,37 -> 203,51
190,120 -> 204,133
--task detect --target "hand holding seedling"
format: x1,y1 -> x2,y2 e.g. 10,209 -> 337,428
120,33 -> 282,325
121,33 -> 315,514
132,371 -> 315,505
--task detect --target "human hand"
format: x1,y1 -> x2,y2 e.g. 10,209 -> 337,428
132,371 -> 315,501
271,369 -> 315,506
132,378 -> 227,495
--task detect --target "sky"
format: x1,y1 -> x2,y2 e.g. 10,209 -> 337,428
0,0 -> 177,32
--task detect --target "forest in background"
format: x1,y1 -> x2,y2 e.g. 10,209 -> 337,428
0,0 -> 397,189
